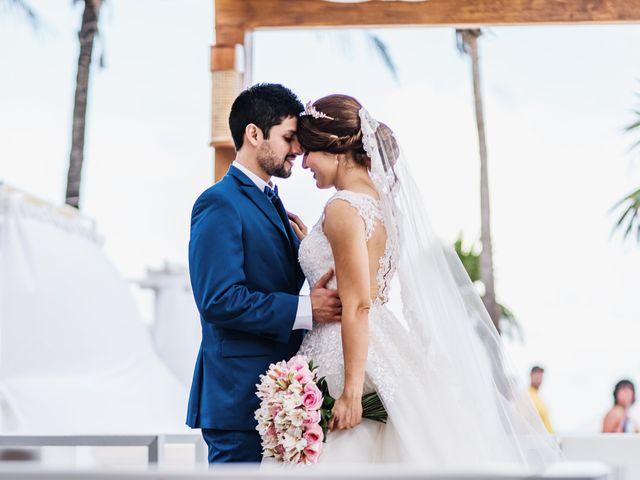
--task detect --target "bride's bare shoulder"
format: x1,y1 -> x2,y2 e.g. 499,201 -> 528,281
322,198 -> 367,240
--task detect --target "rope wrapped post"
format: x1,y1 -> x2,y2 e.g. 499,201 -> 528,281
211,27 -> 245,182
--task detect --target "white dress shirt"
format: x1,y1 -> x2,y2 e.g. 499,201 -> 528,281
231,161 -> 313,331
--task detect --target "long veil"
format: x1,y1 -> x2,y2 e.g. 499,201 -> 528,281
359,107 -> 562,468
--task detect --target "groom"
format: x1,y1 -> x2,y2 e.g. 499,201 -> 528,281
187,83 -> 341,463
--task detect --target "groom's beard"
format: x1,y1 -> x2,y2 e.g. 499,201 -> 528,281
257,143 -> 294,179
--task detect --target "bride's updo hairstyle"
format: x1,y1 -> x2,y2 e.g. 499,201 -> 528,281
297,94 -> 398,169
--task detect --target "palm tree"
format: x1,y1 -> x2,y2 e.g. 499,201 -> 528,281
4,0 -> 102,209
65,0 -> 102,209
456,29 -> 501,332
612,105 -> 640,242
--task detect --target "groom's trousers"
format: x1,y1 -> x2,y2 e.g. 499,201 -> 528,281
201,428 -> 262,463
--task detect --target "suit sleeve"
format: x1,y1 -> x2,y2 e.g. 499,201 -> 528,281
188,191 -> 299,344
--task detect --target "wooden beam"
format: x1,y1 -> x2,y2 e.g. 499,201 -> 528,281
216,25 -> 245,45
215,0 -> 640,30
214,146 -> 235,183
211,45 -> 236,71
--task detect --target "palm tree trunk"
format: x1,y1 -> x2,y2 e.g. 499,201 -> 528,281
463,30 -> 501,332
65,0 -> 99,209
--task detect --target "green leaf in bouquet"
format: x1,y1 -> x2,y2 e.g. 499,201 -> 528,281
361,392 -> 388,424
317,376 -> 330,395
319,414 -> 330,439
323,396 -> 335,409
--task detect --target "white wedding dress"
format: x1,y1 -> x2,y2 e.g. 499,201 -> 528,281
298,189 -> 408,463
286,107 -> 561,468
296,186 -> 560,467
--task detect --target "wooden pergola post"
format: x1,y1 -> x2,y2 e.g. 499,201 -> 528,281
210,26 -> 245,182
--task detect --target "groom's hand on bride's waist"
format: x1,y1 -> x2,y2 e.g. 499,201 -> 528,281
310,269 -> 342,324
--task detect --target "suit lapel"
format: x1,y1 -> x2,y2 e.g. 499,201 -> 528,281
228,166 -> 290,243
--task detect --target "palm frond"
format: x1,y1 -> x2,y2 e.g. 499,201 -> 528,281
612,85 -> 640,241
611,188 -> 640,242
365,31 -> 399,82
314,29 -> 399,82
2,0 -> 39,29
624,110 -> 640,133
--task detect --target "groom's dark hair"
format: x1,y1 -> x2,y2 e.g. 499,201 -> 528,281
229,83 -> 304,151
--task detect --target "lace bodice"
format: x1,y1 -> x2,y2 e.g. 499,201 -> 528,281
298,190 -> 396,305
297,190 -> 399,398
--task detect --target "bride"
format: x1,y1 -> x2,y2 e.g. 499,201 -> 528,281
288,94 -> 562,467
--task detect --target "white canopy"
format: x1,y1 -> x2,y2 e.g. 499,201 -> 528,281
0,186 -> 189,434
141,264 -> 201,388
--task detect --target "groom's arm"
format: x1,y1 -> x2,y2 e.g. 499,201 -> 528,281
189,192 -> 299,344
293,269 -> 342,329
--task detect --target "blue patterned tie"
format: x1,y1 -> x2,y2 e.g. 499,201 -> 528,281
264,184 -> 290,236
264,185 -> 297,247
263,184 -> 279,202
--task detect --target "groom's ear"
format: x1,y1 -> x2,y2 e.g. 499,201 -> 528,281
244,123 -> 263,148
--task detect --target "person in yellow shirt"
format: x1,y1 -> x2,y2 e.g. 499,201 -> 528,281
528,365 -> 554,433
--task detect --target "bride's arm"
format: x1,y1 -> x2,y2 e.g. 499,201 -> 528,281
323,200 -> 371,431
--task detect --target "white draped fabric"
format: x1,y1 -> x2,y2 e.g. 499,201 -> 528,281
142,265 -> 201,387
0,186 -> 189,434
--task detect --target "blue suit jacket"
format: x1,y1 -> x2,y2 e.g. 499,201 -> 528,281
186,166 -> 306,431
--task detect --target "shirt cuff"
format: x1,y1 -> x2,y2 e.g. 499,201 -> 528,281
292,295 -> 313,331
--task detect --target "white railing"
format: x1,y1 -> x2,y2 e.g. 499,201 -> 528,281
0,464 -> 613,480
559,434 -> 640,480
0,433 -> 631,479
0,434 -> 206,465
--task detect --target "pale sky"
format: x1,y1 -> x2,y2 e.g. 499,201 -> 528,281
2,0 -> 640,432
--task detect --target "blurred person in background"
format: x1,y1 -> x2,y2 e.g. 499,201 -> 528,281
528,365 -> 554,433
603,379 -> 638,433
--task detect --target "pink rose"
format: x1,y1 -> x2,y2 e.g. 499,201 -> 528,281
303,409 -> 321,426
302,383 -> 323,411
295,369 -> 313,385
287,355 -> 309,372
303,424 -> 324,444
303,442 -> 322,464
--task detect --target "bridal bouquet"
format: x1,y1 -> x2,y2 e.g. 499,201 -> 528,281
254,355 -> 387,464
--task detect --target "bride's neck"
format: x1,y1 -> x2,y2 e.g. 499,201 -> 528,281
334,161 -> 373,192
